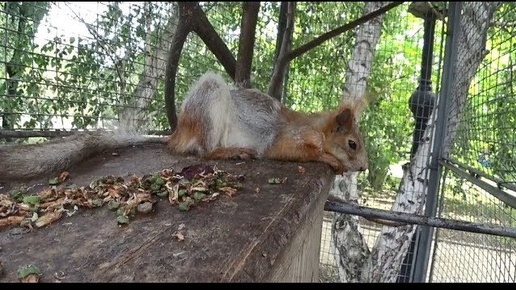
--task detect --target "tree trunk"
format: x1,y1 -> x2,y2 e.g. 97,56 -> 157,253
235,2 -> 260,88
268,2 -> 295,101
118,4 -> 178,131
330,1 -> 387,283
441,2 -> 500,158
358,1 -> 499,282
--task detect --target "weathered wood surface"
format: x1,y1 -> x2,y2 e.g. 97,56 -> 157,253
0,143 -> 334,282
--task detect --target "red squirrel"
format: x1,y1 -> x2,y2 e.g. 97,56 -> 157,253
0,72 -> 368,181
167,72 -> 369,174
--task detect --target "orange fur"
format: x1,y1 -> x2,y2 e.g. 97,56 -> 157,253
167,72 -> 369,174
167,113 -> 205,154
264,105 -> 359,174
204,147 -> 257,160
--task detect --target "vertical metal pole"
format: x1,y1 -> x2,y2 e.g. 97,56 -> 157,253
412,2 -> 461,282
398,6 -> 437,283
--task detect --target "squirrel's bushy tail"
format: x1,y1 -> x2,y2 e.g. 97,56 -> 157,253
0,128 -> 166,181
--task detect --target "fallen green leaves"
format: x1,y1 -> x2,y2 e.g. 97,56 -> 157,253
0,164 -> 245,229
17,264 -> 41,283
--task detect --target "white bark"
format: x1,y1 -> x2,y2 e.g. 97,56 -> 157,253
330,1 -> 387,282
360,2 -> 500,282
118,4 -> 178,132
331,1 -> 500,283
442,2 -> 500,158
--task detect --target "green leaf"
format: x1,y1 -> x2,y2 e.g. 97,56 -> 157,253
48,177 -> 60,185
117,215 -> 130,225
17,264 -> 41,279
108,200 -> 120,210
22,195 -> 41,206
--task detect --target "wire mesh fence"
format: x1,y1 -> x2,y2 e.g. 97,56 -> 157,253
1,1 -> 516,283
428,2 -> 516,282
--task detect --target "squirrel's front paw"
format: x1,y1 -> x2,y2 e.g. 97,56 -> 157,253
319,153 -> 347,175
331,161 -> 347,175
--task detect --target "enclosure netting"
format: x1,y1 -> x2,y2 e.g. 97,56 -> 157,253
430,2 -> 516,282
1,1 -> 515,283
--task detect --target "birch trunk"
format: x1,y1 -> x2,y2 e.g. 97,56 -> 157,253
118,4 -> 178,131
359,2 -> 500,282
330,1 -> 387,282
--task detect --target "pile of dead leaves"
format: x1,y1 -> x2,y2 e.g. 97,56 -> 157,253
0,164 -> 244,229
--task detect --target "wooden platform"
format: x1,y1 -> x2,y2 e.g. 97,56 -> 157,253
0,143 -> 335,282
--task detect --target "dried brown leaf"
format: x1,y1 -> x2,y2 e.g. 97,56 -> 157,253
39,197 -> 66,211
35,211 -> 62,228
174,231 -> 185,241
168,183 -> 179,205
190,186 -> 207,192
59,171 -> 70,183
38,188 -> 58,201
20,274 -> 40,283
0,215 -> 25,228
219,186 -> 237,197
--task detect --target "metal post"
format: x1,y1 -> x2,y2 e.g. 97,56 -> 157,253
412,2 -> 461,282
397,3 -> 439,283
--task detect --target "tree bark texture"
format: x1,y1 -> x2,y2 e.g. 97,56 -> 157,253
119,4 -> 178,132
164,3 -> 194,131
235,2 -> 260,88
330,1 -> 387,283
267,2 -> 295,101
360,2 -> 500,282
441,2 -> 500,158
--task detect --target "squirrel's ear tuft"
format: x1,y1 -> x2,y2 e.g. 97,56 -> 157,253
339,95 -> 371,122
336,108 -> 353,129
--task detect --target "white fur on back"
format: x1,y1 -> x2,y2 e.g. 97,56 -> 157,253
181,71 -> 280,156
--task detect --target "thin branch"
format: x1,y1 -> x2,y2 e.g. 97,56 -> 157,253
267,2 -> 295,100
188,2 -> 237,80
287,1 -> 404,61
325,200 -> 516,238
235,1 -> 260,88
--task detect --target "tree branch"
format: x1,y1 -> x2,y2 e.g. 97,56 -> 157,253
287,1 -> 404,62
235,2 -> 260,88
325,200 -> 516,238
267,2 -> 295,100
164,3 -> 194,131
188,2 -> 237,80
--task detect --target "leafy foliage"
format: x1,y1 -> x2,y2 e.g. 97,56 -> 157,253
1,2 -> 175,131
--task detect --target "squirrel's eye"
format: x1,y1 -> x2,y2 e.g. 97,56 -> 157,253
348,140 -> 357,150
